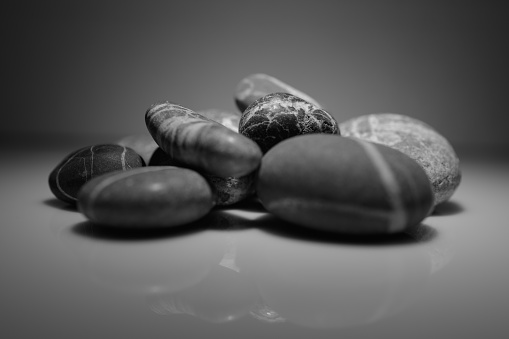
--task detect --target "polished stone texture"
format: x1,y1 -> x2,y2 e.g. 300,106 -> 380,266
235,73 -> 322,112
239,93 -> 339,153
257,134 -> 434,234
146,101 -> 262,177
77,167 -> 214,228
340,113 -> 461,206
48,144 -> 145,204
115,133 -> 159,165
196,109 -> 241,133
149,147 -> 256,206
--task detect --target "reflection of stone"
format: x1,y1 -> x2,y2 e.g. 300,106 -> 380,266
249,299 -> 285,323
239,224 -> 442,329
56,221 -> 228,295
146,264 -> 259,323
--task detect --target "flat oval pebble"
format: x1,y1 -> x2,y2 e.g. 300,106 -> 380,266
235,73 -> 323,112
257,134 -> 434,234
340,113 -> 461,206
196,109 -> 241,133
146,101 -> 262,177
48,144 -> 145,204
239,93 -> 340,153
77,167 -> 214,228
149,147 -> 255,206
115,133 -> 159,165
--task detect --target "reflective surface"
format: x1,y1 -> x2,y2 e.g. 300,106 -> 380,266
1,145 -> 508,338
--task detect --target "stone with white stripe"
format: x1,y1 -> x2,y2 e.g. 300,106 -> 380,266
77,167 -> 214,228
145,101 -> 262,178
340,113 -> 461,206
48,144 -> 145,204
256,134 -> 434,234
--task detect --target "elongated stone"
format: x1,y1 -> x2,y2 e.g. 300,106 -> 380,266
48,144 -> 145,204
340,113 -> 461,206
235,73 -> 322,112
146,102 -> 262,178
149,147 -> 256,206
115,133 -> 159,165
77,167 -> 214,228
257,134 -> 434,234
196,109 -> 241,133
239,93 -> 339,153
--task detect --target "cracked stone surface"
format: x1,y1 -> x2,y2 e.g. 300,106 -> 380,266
340,113 -> 461,206
239,93 -> 339,153
48,144 -> 145,204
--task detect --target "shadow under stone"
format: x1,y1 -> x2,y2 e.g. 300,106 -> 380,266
251,214 -> 438,246
432,200 -> 465,216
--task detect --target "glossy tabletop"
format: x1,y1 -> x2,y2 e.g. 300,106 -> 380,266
1,143 -> 508,339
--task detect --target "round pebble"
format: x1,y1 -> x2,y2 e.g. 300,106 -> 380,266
196,109 -> 241,133
48,144 -> 145,204
115,133 -> 159,165
235,73 -> 322,112
239,93 -> 340,153
146,101 -> 262,178
77,167 -> 214,228
257,134 -> 434,234
340,113 -> 461,206
149,147 -> 256,206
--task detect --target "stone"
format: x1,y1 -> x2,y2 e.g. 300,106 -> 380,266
196,109 -> 241,133
115,133 -> 159,165
256,134 -> 434,234
146,101 -> 262,178
149,147 -> 256,206
239,93 -> 340,153
339,113 -> 461,206
235,73 -> 322,112
77,167 -> 214,228
48,144 -> 145,204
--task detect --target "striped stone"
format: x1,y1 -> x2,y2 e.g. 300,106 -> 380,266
48,144 -> 144,204
77,167 -> 214,228
340,113 -> 461,206
239,93 -> 339,153
256,134 -> 434,234
149,147 -> 256,206
196,109 -> 241,133
235,73 -> 322,112
145,101 -> 262,178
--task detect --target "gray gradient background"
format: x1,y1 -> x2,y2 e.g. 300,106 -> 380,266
6,0 -> 509,148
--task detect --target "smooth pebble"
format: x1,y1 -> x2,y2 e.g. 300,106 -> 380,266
146,101 -> 262,177
257,134 -> 434,234
48,144 -> 144,204
340,113 -> 461,206
77,167 -> 214,228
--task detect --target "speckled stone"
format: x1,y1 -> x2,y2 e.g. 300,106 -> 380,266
77,167 -> 214,228
115,133 -> 159,165
340,113 -> 461,206
196,109 -> 241,133
235,73 -> 322,112
257,134 -> 434,234
149,147 -> 256,206
48,144 -> 145,204
239,93 -> 340,153
146,101 -> 262,177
